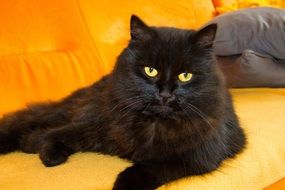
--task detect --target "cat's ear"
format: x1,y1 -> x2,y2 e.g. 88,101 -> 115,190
130,15 -> 153,42
193,24 -> 217,48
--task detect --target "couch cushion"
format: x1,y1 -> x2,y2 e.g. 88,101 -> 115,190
217,50 -> 285,87
0,0 -> 216,115
208,7 -> 285,59
265,177 -> 285,190
0,0 -> 105,115
77,0 -> 216,72
212,0 -> 285,14
1,88 -> 285,190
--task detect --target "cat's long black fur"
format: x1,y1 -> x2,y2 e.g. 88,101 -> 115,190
0,15 -> 245,190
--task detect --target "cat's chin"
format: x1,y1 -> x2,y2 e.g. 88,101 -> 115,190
142,105 -> 175,119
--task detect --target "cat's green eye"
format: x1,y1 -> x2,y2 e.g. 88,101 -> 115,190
178,72 -> 192,82
144,67 -> 158,77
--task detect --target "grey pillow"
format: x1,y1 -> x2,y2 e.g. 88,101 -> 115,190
207,7 -> 285,60
217,50 -> 285,87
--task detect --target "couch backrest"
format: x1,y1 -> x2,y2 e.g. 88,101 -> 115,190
0,0 -> 216,115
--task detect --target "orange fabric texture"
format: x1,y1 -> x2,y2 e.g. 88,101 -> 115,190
0,89 -> 285,190
0,0 -> 105,114
77,0 -> 216,72
213,0 -> 285,14
0,0 -> 216,115
0,0 -> 285,190
265,177 -> 285,190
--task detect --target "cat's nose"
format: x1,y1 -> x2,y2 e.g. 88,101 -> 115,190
159,91 -> 172,99
158,90 -> 175,104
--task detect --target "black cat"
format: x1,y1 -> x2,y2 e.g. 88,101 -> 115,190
0,15 -> 245,190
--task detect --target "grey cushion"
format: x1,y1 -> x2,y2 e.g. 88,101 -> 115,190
217,50 -> 285,87
207,7 -> 285,60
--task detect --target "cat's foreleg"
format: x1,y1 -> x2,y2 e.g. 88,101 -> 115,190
113,157 -> 221,190
39,123 -> 96,167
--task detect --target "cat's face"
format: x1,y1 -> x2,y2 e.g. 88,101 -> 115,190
113,15 -> 223,119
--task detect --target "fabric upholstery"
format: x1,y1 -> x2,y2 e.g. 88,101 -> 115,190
1,89 -> 285,190
77,0 -> 216,74
0,0 -> 216,115
265,177 -> 285,190
217,50 -> 285,87
207,7 -> 285,88
0,1 -> 285,190
208,7 -> 285,59
0,0 -> 105,114
213,0 -> 285,14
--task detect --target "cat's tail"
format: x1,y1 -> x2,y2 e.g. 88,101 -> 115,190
0,103 -> 69,154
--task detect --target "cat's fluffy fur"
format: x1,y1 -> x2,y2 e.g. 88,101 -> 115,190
0,15 -> 245,190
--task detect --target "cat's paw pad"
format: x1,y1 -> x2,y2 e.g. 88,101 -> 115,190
39,142 -> 70,167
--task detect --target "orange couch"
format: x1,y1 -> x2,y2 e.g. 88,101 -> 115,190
0,1 -> 285,189
0,0 -> 215,115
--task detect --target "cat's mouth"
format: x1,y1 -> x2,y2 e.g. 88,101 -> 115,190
142,104 -> 175,118
152,105 -> 173,112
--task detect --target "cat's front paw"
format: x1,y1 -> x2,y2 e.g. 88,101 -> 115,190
39,142 -> 71,167
113,165 -> 157,190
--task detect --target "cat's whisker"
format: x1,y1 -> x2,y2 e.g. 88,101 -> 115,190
118,99 -> 143,113
110,96 -> 143,112
109,95 -> 149,113
184,103 -> 216,131
118,100 -> 143,120
178,105 -> 207,142
142,102 -> 151,112
182,104 -> 228,153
